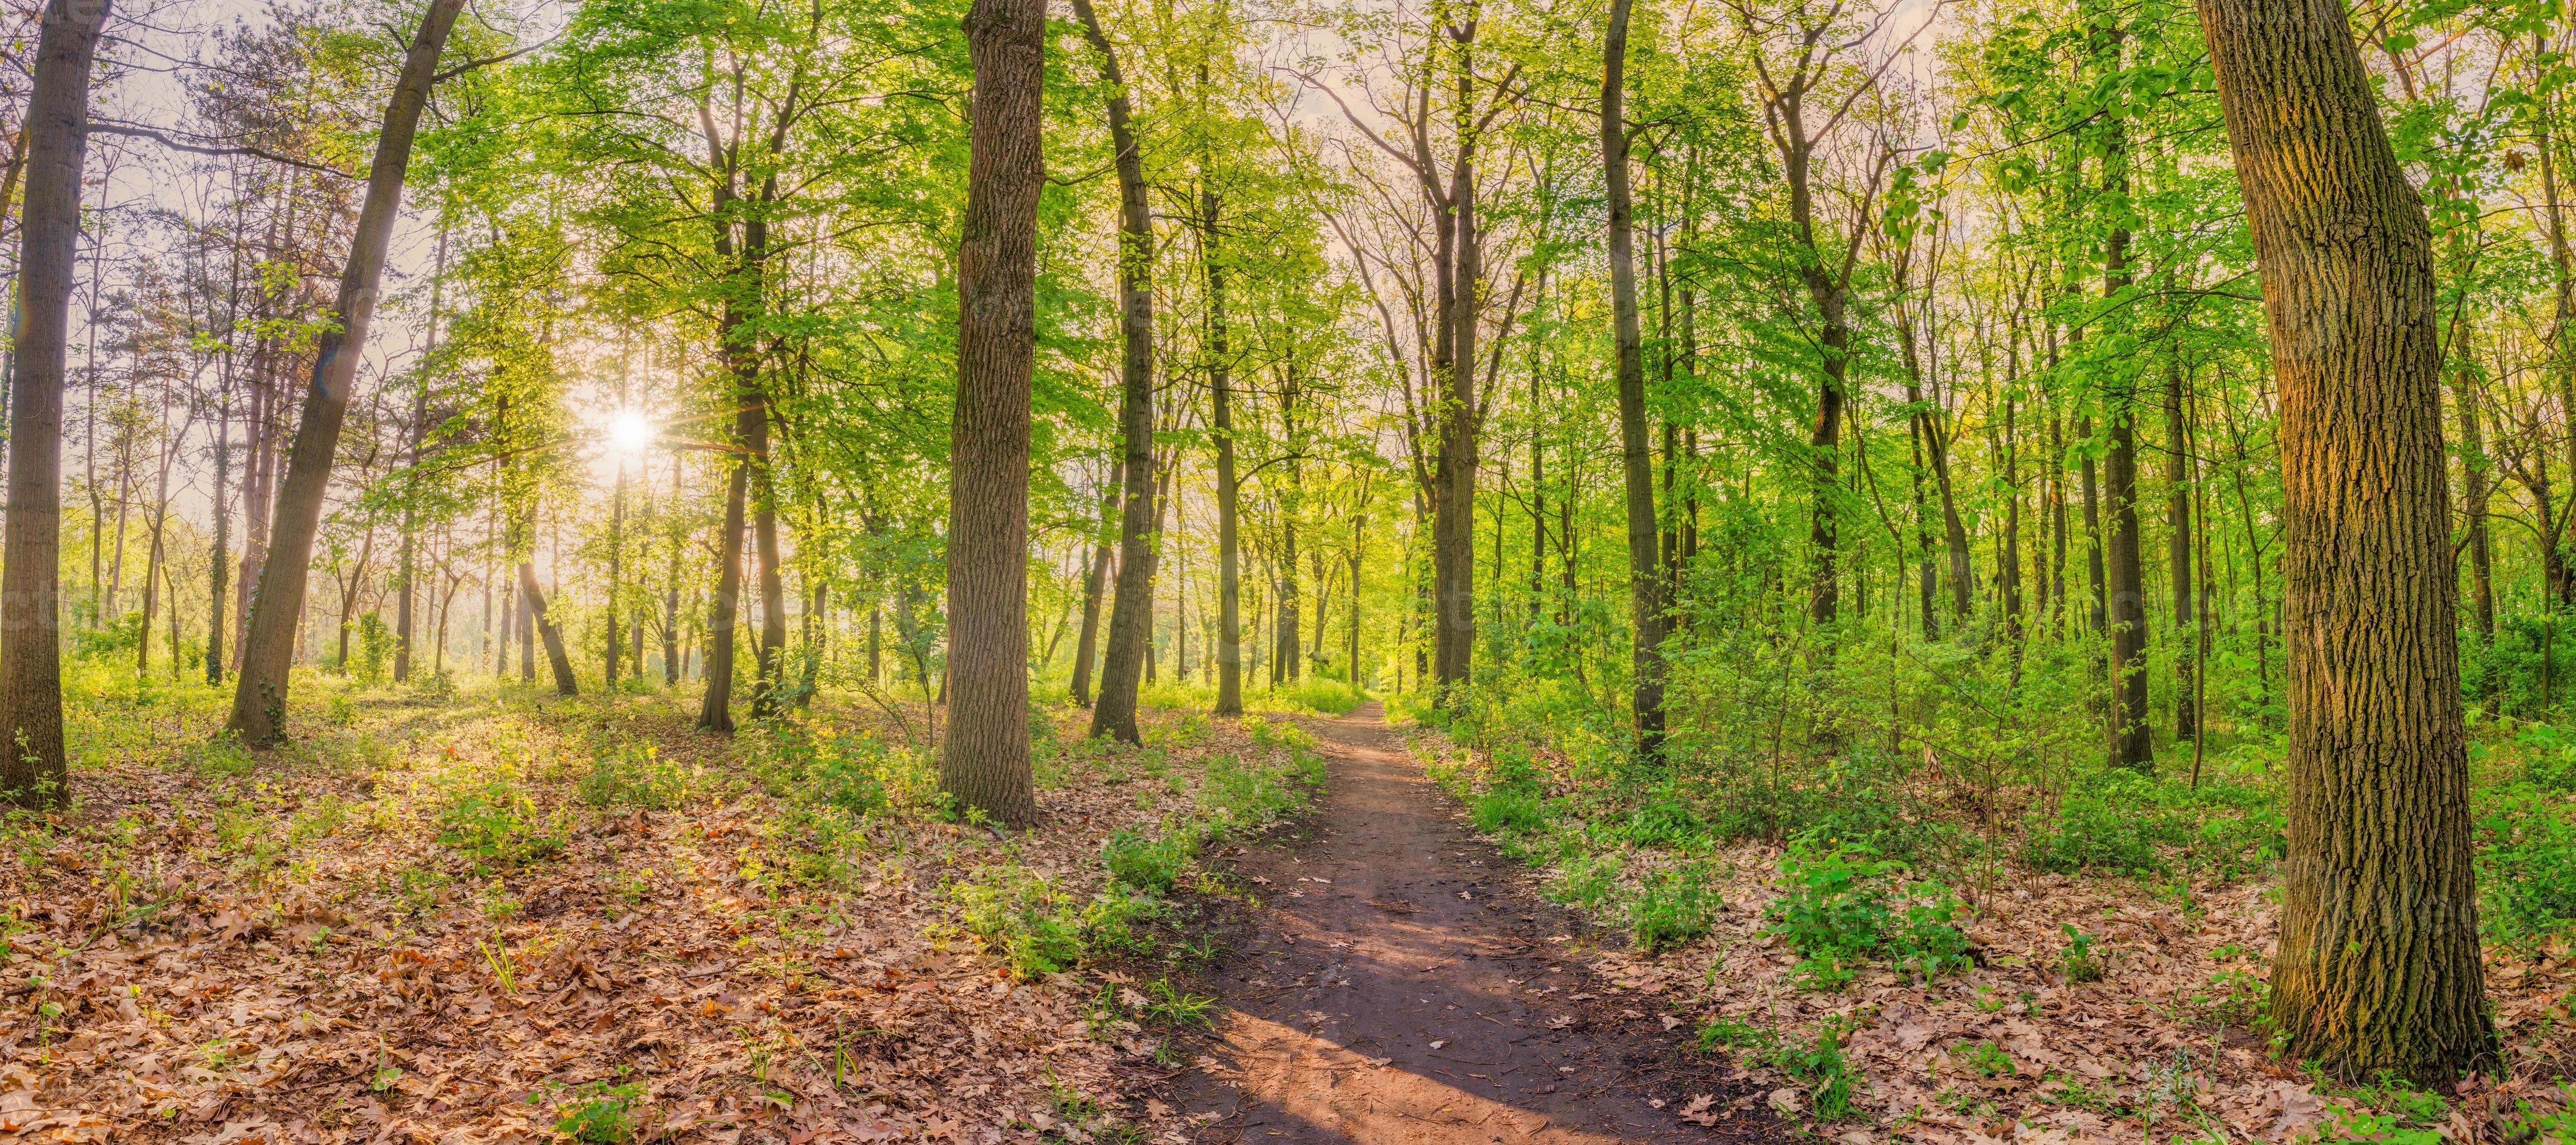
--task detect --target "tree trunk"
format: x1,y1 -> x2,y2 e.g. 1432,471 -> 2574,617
1206,179 -> 1245,717
1076,0 -> 1157,745
520,561 -> 576,695
1604,0 -> 1669,756
698,453 -> 749,730
939,0 -> 1045,825
2099,41 -> 2152,771
1071,463 -> 1116,706
2200,0 -> 2495,1083
663,459 -> 681,686
0,0 -> 106,803
227,0 -> 466,745
2165,360 -> 2197,740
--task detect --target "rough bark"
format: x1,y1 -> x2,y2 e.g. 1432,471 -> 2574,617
938,0 -> 1045,826
227,0 -> 463,745
1604,0 -> 1669,756
0,0 -> 109,803
2199,0 -> 2495,1083
1075,0 -> 1157,745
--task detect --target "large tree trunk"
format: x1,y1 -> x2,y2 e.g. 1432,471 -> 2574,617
939,0 -> 1044,825
0,0 -> 108,804
1076,0 -> 1157,745
1206,182 -> 1244,717
2200,0 -> 2494,1084
227,0 -> 465,745
1603,0 -> 1669,756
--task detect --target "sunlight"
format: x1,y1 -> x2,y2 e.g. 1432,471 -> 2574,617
607,411 -> 656,454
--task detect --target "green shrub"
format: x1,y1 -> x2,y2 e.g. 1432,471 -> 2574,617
955,866 -> 1088,978
1630,861 -> 1722,953
434,779 -> 563,869
2477,785 -> 2576,947
1764,837 -> 1969,987
1103,826 -> 1196,892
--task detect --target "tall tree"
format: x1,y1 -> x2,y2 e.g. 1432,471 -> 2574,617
938,0 -> 1045,825
227,0 -> 467,745
0,0 -> 113,804
2198,0 -> 2495,1084
1602,0 -> 1668,755
1075,0 -> 1158,745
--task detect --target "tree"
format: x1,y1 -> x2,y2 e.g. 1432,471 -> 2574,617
1602,0 -> 1669,755
0,0 -> 113,805
939,0 -> 1046,827
228,0 -> 468,745
1075,0 -> 1160,745
2198,0 -> 2495,1084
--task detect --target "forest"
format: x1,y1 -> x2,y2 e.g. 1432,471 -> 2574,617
0,0 -> 2558,1138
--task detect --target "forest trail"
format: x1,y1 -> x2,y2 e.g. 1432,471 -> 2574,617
1178,703 -> 1779,1144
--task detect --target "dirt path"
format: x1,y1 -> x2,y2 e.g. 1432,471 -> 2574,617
1178,703 -> 1782,1144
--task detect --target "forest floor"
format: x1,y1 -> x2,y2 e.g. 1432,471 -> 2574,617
1402,720 -> 2576,1145
1175,702 -> 1780,1144
0,668 -> 1337,1145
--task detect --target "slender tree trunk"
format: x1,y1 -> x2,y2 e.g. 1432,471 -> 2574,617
1206,179 -> 1245,717
394,228 -> 444,684
1604,0 -> 1669,755
520,560 -> 576,695
939,0 -> 1045,824
206,368 -> 230,685
1076,0 -> 1157,744
2165,360 -> 2197,740
2201,0 -> 2495,1082
663,459 -> 681,686
1071,464 -> 1116,706
2097,34 -> 2153,769
227,0 -> 466,745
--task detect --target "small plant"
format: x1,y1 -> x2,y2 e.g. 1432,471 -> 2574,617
954,866 -> 1086,978
435,778 -> 563,869
2061,925 -> 2103,983
1695,1015 -> 1771,1054
1630,861 -> 1720,953
1765,835 -> 1970,986
1952,1040 -> 2013,1078
555,1081 -> 645,1143
478,937 -> 519,994
1140,980 -> 1218,1028
1768,1020 -> 1858,1119
1102,827 -> 1194,893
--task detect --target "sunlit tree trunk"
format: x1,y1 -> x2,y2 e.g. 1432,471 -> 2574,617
939,0 -> 1044,825
2200,0 -> 2494,1084
1604,0 -> 1668,754
227,0 -> 463,745
1076,0 -> 1157,744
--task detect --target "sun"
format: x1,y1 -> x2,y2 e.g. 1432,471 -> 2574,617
608,411 -> 656,453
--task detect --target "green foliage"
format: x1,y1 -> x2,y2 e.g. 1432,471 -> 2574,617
2059,925 -> 2103,983
955,866 -> 1089,978
2478,782 -> 2576,948
433,778 -> 563,869
1764,837 -> 1969,987
1628,861 -> 1722,953
553,1082 -> 646,1143
1102,825 -> 1197,892
1769,1021 -> 1859,1119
